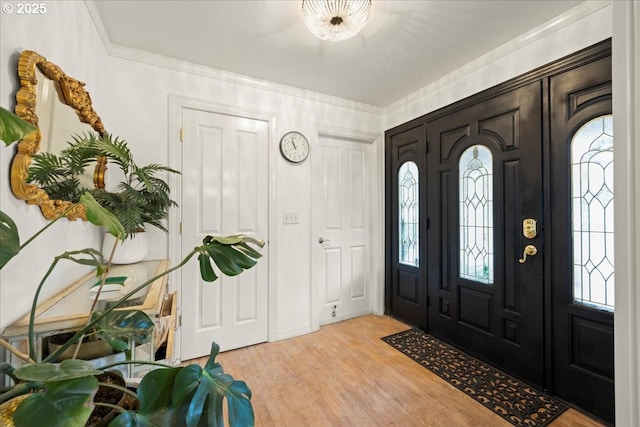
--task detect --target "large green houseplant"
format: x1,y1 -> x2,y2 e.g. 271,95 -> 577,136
0,106 -> 259,427
92,133 -> 179,238
28,131 -> 179,238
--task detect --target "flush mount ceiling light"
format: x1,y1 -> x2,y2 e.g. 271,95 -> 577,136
302,0 -> 372,42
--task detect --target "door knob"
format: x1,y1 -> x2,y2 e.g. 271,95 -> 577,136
518,244 -> 538,264
319,237 -> 330,244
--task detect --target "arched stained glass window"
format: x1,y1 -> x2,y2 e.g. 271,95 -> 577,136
459,145 -> 493,284
572,115 -> 614,312
399,161 -> 419,266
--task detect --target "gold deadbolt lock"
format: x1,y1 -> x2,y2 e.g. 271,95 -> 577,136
523,218 -> 537,239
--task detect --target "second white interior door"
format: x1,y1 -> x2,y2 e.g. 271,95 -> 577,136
313,134 -> 374,324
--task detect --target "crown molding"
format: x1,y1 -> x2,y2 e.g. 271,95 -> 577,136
382,0 -> 612,116
83,0 -> 382,115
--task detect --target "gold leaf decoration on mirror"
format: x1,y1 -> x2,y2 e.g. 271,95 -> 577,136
11,50 -> 107,220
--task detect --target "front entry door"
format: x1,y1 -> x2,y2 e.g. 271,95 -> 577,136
426,82 -> 545,386
180,108 -> 269,360
385,41 -> 614,422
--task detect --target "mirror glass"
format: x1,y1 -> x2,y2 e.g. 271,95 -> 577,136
34,67 -> 98,192
34,67 -> 96,152
11,50 -> 107,220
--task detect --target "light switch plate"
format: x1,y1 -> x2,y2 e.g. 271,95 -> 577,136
283,212 -> 299,224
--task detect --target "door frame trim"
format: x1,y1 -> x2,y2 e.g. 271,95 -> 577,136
612,2 -> 640,425
167,95 -> 277,362
309,122 -> 383,332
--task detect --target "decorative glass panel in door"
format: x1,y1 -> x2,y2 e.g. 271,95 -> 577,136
459,145 -> 493,284
398,161 -> 419,267
571,114 -> 614,311
550,50 -> 614,422
387,124 -> 427,330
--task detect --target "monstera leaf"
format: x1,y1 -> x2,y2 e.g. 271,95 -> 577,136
198,235 -> 264,282
13,376 -> 98,427
110,342 -> 253,427
92,309 -> 154,352
14,359 -> 102,382
0,106 -> 36,146
12,362 -> 101,427
0,211 -> 20,269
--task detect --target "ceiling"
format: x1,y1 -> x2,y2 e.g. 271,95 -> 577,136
93,1 -> 584,107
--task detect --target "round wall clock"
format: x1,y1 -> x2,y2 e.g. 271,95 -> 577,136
279,131 -> 310,163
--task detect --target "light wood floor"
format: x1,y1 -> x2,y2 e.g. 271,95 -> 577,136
189,315 -> 604,427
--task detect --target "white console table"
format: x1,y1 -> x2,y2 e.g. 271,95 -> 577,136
2,259 -> 173,376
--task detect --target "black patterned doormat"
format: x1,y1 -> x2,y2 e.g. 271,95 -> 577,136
381,329 -> 568,427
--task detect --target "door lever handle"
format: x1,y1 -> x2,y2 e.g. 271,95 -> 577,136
319,237 -> 330,244
518,244 -> 538,264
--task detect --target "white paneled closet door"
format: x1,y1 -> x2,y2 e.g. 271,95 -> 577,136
180,108 -> 269,360
313,134 -> 373,324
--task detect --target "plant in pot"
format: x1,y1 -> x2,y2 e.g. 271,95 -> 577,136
91,133 -> 180,263
27,132 -> 180,264
27,132 -> 169,361
0,106 -> 260,427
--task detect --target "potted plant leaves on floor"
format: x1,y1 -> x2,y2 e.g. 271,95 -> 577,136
0,106 -> 258,426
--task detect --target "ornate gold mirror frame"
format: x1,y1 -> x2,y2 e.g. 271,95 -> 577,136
11,50 -> 107,220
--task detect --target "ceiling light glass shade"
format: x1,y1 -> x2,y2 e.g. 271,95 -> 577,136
302,0 -> 372,42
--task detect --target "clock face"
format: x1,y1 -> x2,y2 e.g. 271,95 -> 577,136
279,131 -> 310,163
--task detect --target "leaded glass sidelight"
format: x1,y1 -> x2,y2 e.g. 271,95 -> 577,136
572,115 -> 614,312
399,161 -> 419,266
459,145 -> 493,284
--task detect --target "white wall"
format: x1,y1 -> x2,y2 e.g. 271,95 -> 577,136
0,1 -> 110,330
384,2 -> 612,128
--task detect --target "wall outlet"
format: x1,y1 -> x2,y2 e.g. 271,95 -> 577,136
283,212 -> 299,224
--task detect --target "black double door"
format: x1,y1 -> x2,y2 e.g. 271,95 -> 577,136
385,40 -> 614,423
